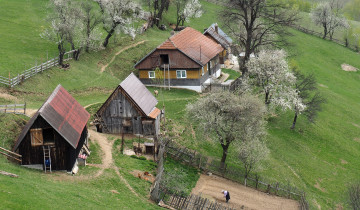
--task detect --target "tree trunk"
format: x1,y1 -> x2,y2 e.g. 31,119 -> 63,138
220,144 -> 229,170
322,23 -> 327,39
291,112 -> 298,129
103,27 -> 115,48
265,91 -> 270,104
58,44 -> 64,66
86,18 -> 91,53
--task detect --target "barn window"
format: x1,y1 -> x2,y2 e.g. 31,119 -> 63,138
176,70 -> 187,78
43,128 -> 55,145
148,71 -> 155,78
110,100 -> 122,117
201,67 -> 204,76
160,54 -> 169,64
30,128 -> 43,146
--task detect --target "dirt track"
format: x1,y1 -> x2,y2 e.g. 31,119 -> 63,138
192,174 -> 299,210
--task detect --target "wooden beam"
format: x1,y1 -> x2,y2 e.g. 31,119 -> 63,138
0,146 -> 22,157
0,170 -> 18,178
0,151 -> 22,162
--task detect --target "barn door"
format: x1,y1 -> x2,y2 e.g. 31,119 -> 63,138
110,100 -> 122,117
30,128 -> 43,146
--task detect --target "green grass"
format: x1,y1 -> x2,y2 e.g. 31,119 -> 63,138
2,0 -> 360,209
221,68 -> 241,81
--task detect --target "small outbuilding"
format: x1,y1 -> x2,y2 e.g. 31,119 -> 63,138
95,73 -> 161,136
12,85 -> 90,172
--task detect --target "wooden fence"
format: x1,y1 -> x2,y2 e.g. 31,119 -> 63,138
291,24 -> 359,52
0,146 -> 22,163
158,188 -> 235,210
164,140 -> 309,209
0,103 -> 26,115
0,50 -> 75,88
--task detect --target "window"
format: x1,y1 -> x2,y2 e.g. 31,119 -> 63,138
148,71 -> 155,78
201,67 -> 204,76
43,128 -> 55,145
176,70 -> 187,78
160,54 -> 169,64
30,128 -> 43,146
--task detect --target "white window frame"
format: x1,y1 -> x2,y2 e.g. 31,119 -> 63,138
201,67 -> 204,76
176,70 -> 187,78
148,71 -> 155,78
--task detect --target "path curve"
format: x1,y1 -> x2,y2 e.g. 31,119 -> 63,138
101,40 -> 147,73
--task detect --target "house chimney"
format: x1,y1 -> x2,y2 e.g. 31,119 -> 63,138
215,23 -> 218,34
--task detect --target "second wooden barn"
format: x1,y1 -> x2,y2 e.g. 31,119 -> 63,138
12,85 -> 90,172
95,73 -> 161,136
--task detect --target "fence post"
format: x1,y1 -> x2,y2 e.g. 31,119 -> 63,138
24,102 -> 26,114
8,72 -> 11,88
266,184 -> 271,194
275,182 -> 279,196
5,104 -> 7,113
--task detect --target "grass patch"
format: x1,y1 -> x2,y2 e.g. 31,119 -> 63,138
222,68 -> 241,81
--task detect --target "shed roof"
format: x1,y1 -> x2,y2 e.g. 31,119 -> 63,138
204,23 -> 233,48
13,85 -> 90,151
120,73 -> 158,116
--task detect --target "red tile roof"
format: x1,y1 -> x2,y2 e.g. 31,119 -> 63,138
13,85 -> 90,150
157,27 -> 223,65
158,39 -> 176,49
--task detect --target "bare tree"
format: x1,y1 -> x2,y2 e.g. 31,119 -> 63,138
175,0 -> 202,30
97,0 -> 144,48
222,0 -> 298,74
187,91 -> 266,169
238,139 -> 268,186
348,182 -> 360,210
147,0 -> 170,27
291,69 -> 326,129
311,0 -> 349,40
245,50 -> 305,113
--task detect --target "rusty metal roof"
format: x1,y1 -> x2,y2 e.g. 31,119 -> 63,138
158,39 -> 177,49
13,85 -> 90,151
148,107 -> 161,119
120,73 -> 158,116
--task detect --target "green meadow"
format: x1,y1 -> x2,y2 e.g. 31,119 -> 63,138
1,0 -> 360,209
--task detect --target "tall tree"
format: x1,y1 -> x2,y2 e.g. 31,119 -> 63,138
147,0 -> 170,27
41,0 -> 80,66
291,68 -> 325,129
222,0 -> 297,74
310,0 -> 349,40
187,92 -> 266,169
175,0 -> 202,30
245,49 -> 304,112
80,0 -> 103,53
97,0 -> 144,48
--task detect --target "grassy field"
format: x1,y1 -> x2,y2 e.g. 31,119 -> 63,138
2,0 -> 360,209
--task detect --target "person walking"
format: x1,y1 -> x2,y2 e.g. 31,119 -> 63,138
221,190 -> 230,203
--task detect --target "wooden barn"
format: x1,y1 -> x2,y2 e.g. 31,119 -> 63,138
203,23 -> 233,65
95,73 -> 161,136
134,27 -> 224,93
12,85 -> 90,172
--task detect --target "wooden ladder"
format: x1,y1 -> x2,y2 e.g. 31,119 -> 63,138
95,114 -> 109,133
42,146 -> 52,173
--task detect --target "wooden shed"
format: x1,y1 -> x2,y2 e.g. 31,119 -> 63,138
95,73 -> 161,136
12,85 -> 90,172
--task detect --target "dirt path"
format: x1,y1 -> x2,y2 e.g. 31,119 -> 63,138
100,40 -> 146,73
0,92 -> 18,101
88,129 -> 114,177
192,174 -> 299,210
